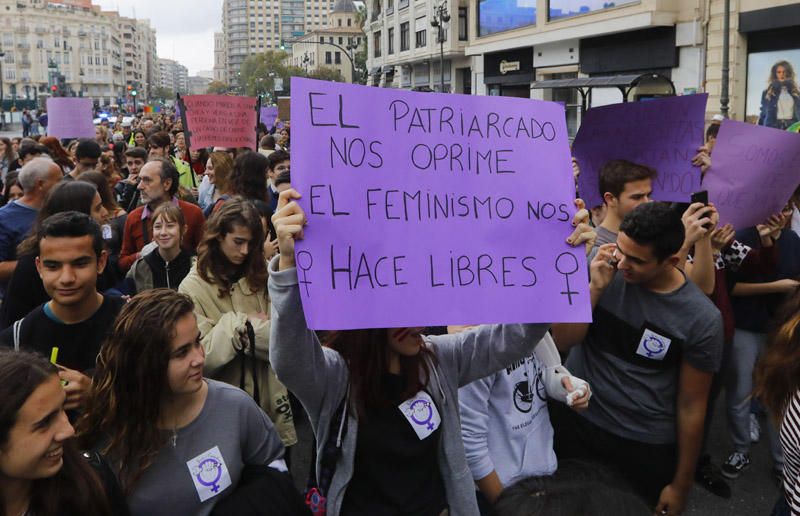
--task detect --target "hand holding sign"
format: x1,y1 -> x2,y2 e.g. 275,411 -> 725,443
274,188 -> 307,271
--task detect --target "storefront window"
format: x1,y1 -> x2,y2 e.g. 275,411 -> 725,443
746,48 -> 800,128
478,0 -> 536,37
548,0 -> 638,21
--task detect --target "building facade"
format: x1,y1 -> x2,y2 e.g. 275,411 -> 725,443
221,0 -> 337,86
290,0 -> 365,83
364,0 -> 472,93
0,0 -> 134,105
158,58 -> 189,94
462,0 -> 800,133
188,75 -> 212,94
214,31 -> 226,82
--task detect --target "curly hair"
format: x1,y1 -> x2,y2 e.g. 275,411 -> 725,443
755,290 -> 800,424
77,289 -> 196,492
229,151 -> 269,202
196,196 -> 267,297
766,60 -> 800,99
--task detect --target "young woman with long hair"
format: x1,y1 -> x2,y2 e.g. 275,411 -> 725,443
759,60 -> 800,129
755,290 -> 800,516
77,289 -> 286,515
0,349 -> 124,516
1,171 -> 22,206
77,171 -> 127,279
0,137 -> 17,182
201,151 -> 235,217
127,203 -> 193,293
229,151 -> 269,203
40,136 -> 75,174
178,197 -> 296,447
0,181 -> 110,329
269,189 -> 560,515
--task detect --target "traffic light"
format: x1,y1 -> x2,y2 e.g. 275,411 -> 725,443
127,84 -> 132,91
51,85 -> 57,95
131,89 -> 137,97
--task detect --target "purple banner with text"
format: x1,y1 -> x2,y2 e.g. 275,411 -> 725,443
573,94 -> 708,209
46,97 -> 95,139
291,78 -> 591,330
704,120 -> 800,229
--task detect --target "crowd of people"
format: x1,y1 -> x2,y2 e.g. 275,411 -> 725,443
0,107 -> 799,516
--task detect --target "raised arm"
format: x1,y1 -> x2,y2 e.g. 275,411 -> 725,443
269,189 -> 348,424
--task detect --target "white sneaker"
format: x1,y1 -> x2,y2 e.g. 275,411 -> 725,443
750,413 -> 761,443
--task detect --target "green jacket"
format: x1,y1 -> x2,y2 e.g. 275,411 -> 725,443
172,156 -> 197,189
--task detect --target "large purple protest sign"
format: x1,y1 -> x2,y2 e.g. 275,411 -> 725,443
46,98 -> 95,139
291,77 -> 591,330
573,94 -> 707,209
704,120 -> 800,229
260,106 -> 279,130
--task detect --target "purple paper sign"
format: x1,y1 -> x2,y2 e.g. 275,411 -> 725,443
573,94 -> 708,209
291,77 -> 591,330
260,106 -> 279,130
704,120 -> 800,229
46,98 -> 95,139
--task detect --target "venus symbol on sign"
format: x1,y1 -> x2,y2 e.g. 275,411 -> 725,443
297,251 -> 313,296
555,252 -> 579,305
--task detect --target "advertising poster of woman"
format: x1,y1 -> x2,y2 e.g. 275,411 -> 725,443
746,50 -> 800,128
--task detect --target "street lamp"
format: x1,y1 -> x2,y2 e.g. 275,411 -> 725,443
346,37 -> 359,83
0,52 -> 5,130
430,2 -> 450,93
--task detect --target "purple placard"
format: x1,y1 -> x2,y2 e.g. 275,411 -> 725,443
260,106 -> 279,130
573,94 -> 708,209
46,98 -> 95,139
291,77 -> 591,330
704,120 -> 800,229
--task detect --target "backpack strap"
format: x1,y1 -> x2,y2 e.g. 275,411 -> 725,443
12,318 -> 23,352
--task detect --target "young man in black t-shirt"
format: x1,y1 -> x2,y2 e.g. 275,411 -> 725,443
0,211 -> 124,411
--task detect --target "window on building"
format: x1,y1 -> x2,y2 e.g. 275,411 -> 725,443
335,51 -> 341,64
478,0 -> 535,36
400,22 -> 409,51
548,0 -> 637,20
387,27 -> 394,54
373,30 -> 381,57
338,19 -> 342,26
339,37 -> 343,44
347,18 -> 352,26
415,29 -> 426,48
325,51 -> 332,64
458,7 -> 468,40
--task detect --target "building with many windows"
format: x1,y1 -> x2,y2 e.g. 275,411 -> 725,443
221,0 -> 337,87
214,32 -> 227,82
290,0 -> 365,83
364,0 -> 472,93
0,0 -> 119,105
465,0 -> 800,132
158,58 -> 189,94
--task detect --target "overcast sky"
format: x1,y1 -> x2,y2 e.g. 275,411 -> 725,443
94,0 -> 223,75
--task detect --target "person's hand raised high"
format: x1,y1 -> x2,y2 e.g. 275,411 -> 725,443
272,188 -> 306,271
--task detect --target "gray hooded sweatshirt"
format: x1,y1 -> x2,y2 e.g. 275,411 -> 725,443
268,259 -> 550,516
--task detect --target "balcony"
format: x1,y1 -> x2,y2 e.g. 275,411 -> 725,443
35,26 -> 46,34
17,42 -> 29,49
19,59 -> 30,67
16,26 -> 28,34
78,30 -> 87,37
63,28 -> 71,37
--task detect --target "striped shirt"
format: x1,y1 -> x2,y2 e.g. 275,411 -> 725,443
781,389 -> 800,514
